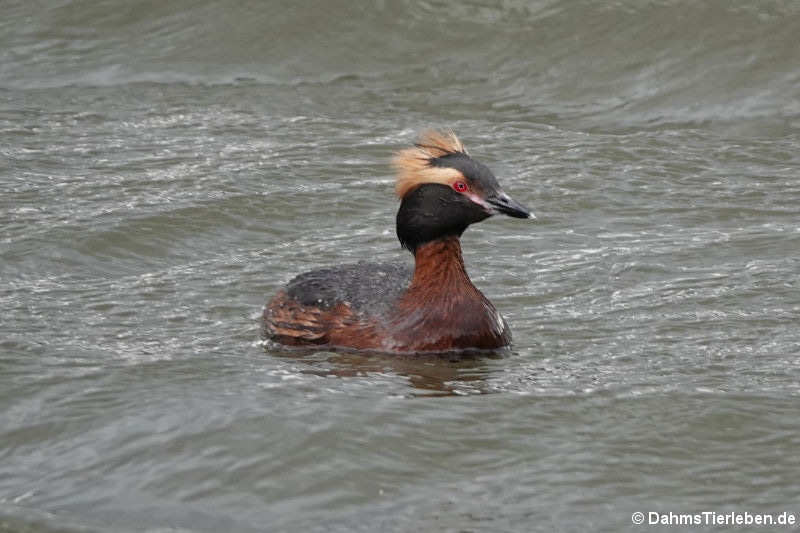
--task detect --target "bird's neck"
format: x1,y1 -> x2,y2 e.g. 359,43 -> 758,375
389,235 -> 508,352
408,236 -> 475,294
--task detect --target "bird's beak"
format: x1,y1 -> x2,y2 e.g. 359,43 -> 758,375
487,191 -> 535,219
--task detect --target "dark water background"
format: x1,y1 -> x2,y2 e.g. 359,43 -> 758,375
2,1 -> 800,531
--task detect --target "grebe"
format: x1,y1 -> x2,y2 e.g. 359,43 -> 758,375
264,130 -> 533,353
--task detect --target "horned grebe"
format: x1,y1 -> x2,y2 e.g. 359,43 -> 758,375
264,130 -> 533,353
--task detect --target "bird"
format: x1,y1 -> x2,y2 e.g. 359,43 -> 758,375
263,130 -> 533,353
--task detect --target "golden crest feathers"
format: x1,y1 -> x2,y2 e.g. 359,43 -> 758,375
392,130 -> 468,198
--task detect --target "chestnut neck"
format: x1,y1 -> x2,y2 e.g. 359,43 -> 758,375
393,236 -> 508,352
407,236 -> 477,296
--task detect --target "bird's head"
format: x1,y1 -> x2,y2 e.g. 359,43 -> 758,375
392,130 -> 533,252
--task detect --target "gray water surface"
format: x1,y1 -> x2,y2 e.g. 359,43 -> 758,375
2,1 -> 800,532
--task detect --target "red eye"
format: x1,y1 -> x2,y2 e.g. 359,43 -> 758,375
453,181 -> 468,192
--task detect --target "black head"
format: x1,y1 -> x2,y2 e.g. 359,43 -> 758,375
396,183 -> 490,251
395,149 -> 532,253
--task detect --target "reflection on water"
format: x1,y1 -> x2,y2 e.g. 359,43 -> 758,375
266,344 -> 509,396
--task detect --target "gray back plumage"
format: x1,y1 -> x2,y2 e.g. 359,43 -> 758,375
286,261 -> 412,317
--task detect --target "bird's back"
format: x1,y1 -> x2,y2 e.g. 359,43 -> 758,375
286,261 -> 411,314
264,261 -> 412,347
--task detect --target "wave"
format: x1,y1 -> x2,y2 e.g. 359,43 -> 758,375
2,0 -> 799,128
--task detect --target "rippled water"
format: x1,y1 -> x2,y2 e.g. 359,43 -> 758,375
2,1 -> 800,531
